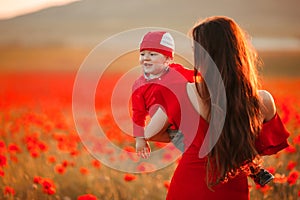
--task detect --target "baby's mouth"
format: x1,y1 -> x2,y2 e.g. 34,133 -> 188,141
144,63 -> 153,67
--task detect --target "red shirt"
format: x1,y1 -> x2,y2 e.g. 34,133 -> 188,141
131,63 -> 193,137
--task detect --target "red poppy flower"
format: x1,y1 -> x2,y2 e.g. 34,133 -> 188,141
48,156 -> 56,163
55,164 -> 66,174
0,170 -> 4,177
293,135 -> 300,145
80,167 -> 89,175
8,143 -> 21,154
287,171 -> 299,185
62,160 -> 68,167
266,166 -> 275,174
10,155 -> 18,163
163,153 -> 173,162
255,184 -> 271,194
33,176 -> 43,184
0,155 -> 7,167
0,141 -> 6,150
42,178 -> 56,195
0,142 -> 6,154
124,173 -> 136,182
91,160 -> 101,169
70,150 -> 80,156
284,145 -> 297,154
38,142 -> 48,152
3,186 -> 15,196
164,180 -> 170,189
136,162 -> 156,172
44,187 -> 56,195
123,146 -> 135,153
286,161 -> 297,171
30,150 -> 39,158
77,194 -> 98,200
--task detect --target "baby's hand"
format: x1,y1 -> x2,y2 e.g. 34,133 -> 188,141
135,138 -> 151,159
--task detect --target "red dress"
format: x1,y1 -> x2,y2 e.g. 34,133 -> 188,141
166,83 -> 290,200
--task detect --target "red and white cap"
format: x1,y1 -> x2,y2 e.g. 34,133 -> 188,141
139,31 -> 175,58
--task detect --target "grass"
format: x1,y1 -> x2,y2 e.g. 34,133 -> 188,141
0,45 -> 299,199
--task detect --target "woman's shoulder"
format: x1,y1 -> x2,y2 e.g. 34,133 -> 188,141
258,90 -> 276,122
186,83 -> 209,121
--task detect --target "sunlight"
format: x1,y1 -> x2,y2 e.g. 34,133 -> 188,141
0,0 -> 80,19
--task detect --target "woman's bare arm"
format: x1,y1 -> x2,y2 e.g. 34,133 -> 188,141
144,107 -> 171,142
258,90 -> 276,122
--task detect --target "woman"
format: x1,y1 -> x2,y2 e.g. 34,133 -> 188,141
143,16 -> 290,199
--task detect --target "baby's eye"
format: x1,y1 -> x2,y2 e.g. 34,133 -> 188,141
140,53 -> 145,56
150,53 -> 157,56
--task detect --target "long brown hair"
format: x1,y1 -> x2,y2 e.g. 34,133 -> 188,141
192,16 -> 262,186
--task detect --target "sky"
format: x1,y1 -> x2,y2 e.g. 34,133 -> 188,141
0,0 -> 79,19
0,0 -> 299,51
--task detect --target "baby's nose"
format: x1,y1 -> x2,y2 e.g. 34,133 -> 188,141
142,55 -> 151,60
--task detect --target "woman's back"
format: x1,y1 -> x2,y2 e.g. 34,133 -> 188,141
186,83 -> 276,125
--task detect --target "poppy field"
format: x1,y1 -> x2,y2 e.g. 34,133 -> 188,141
0,49 -> 299,200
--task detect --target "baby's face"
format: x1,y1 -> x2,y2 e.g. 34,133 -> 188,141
139,50 -> 169,75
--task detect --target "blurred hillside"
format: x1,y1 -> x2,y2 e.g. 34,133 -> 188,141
0,0 -> 299,75
0,0 -> 300,47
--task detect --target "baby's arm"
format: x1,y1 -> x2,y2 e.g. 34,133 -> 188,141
131,85 -> 152,158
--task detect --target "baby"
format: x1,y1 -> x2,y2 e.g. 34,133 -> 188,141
131,31 -> 193,159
